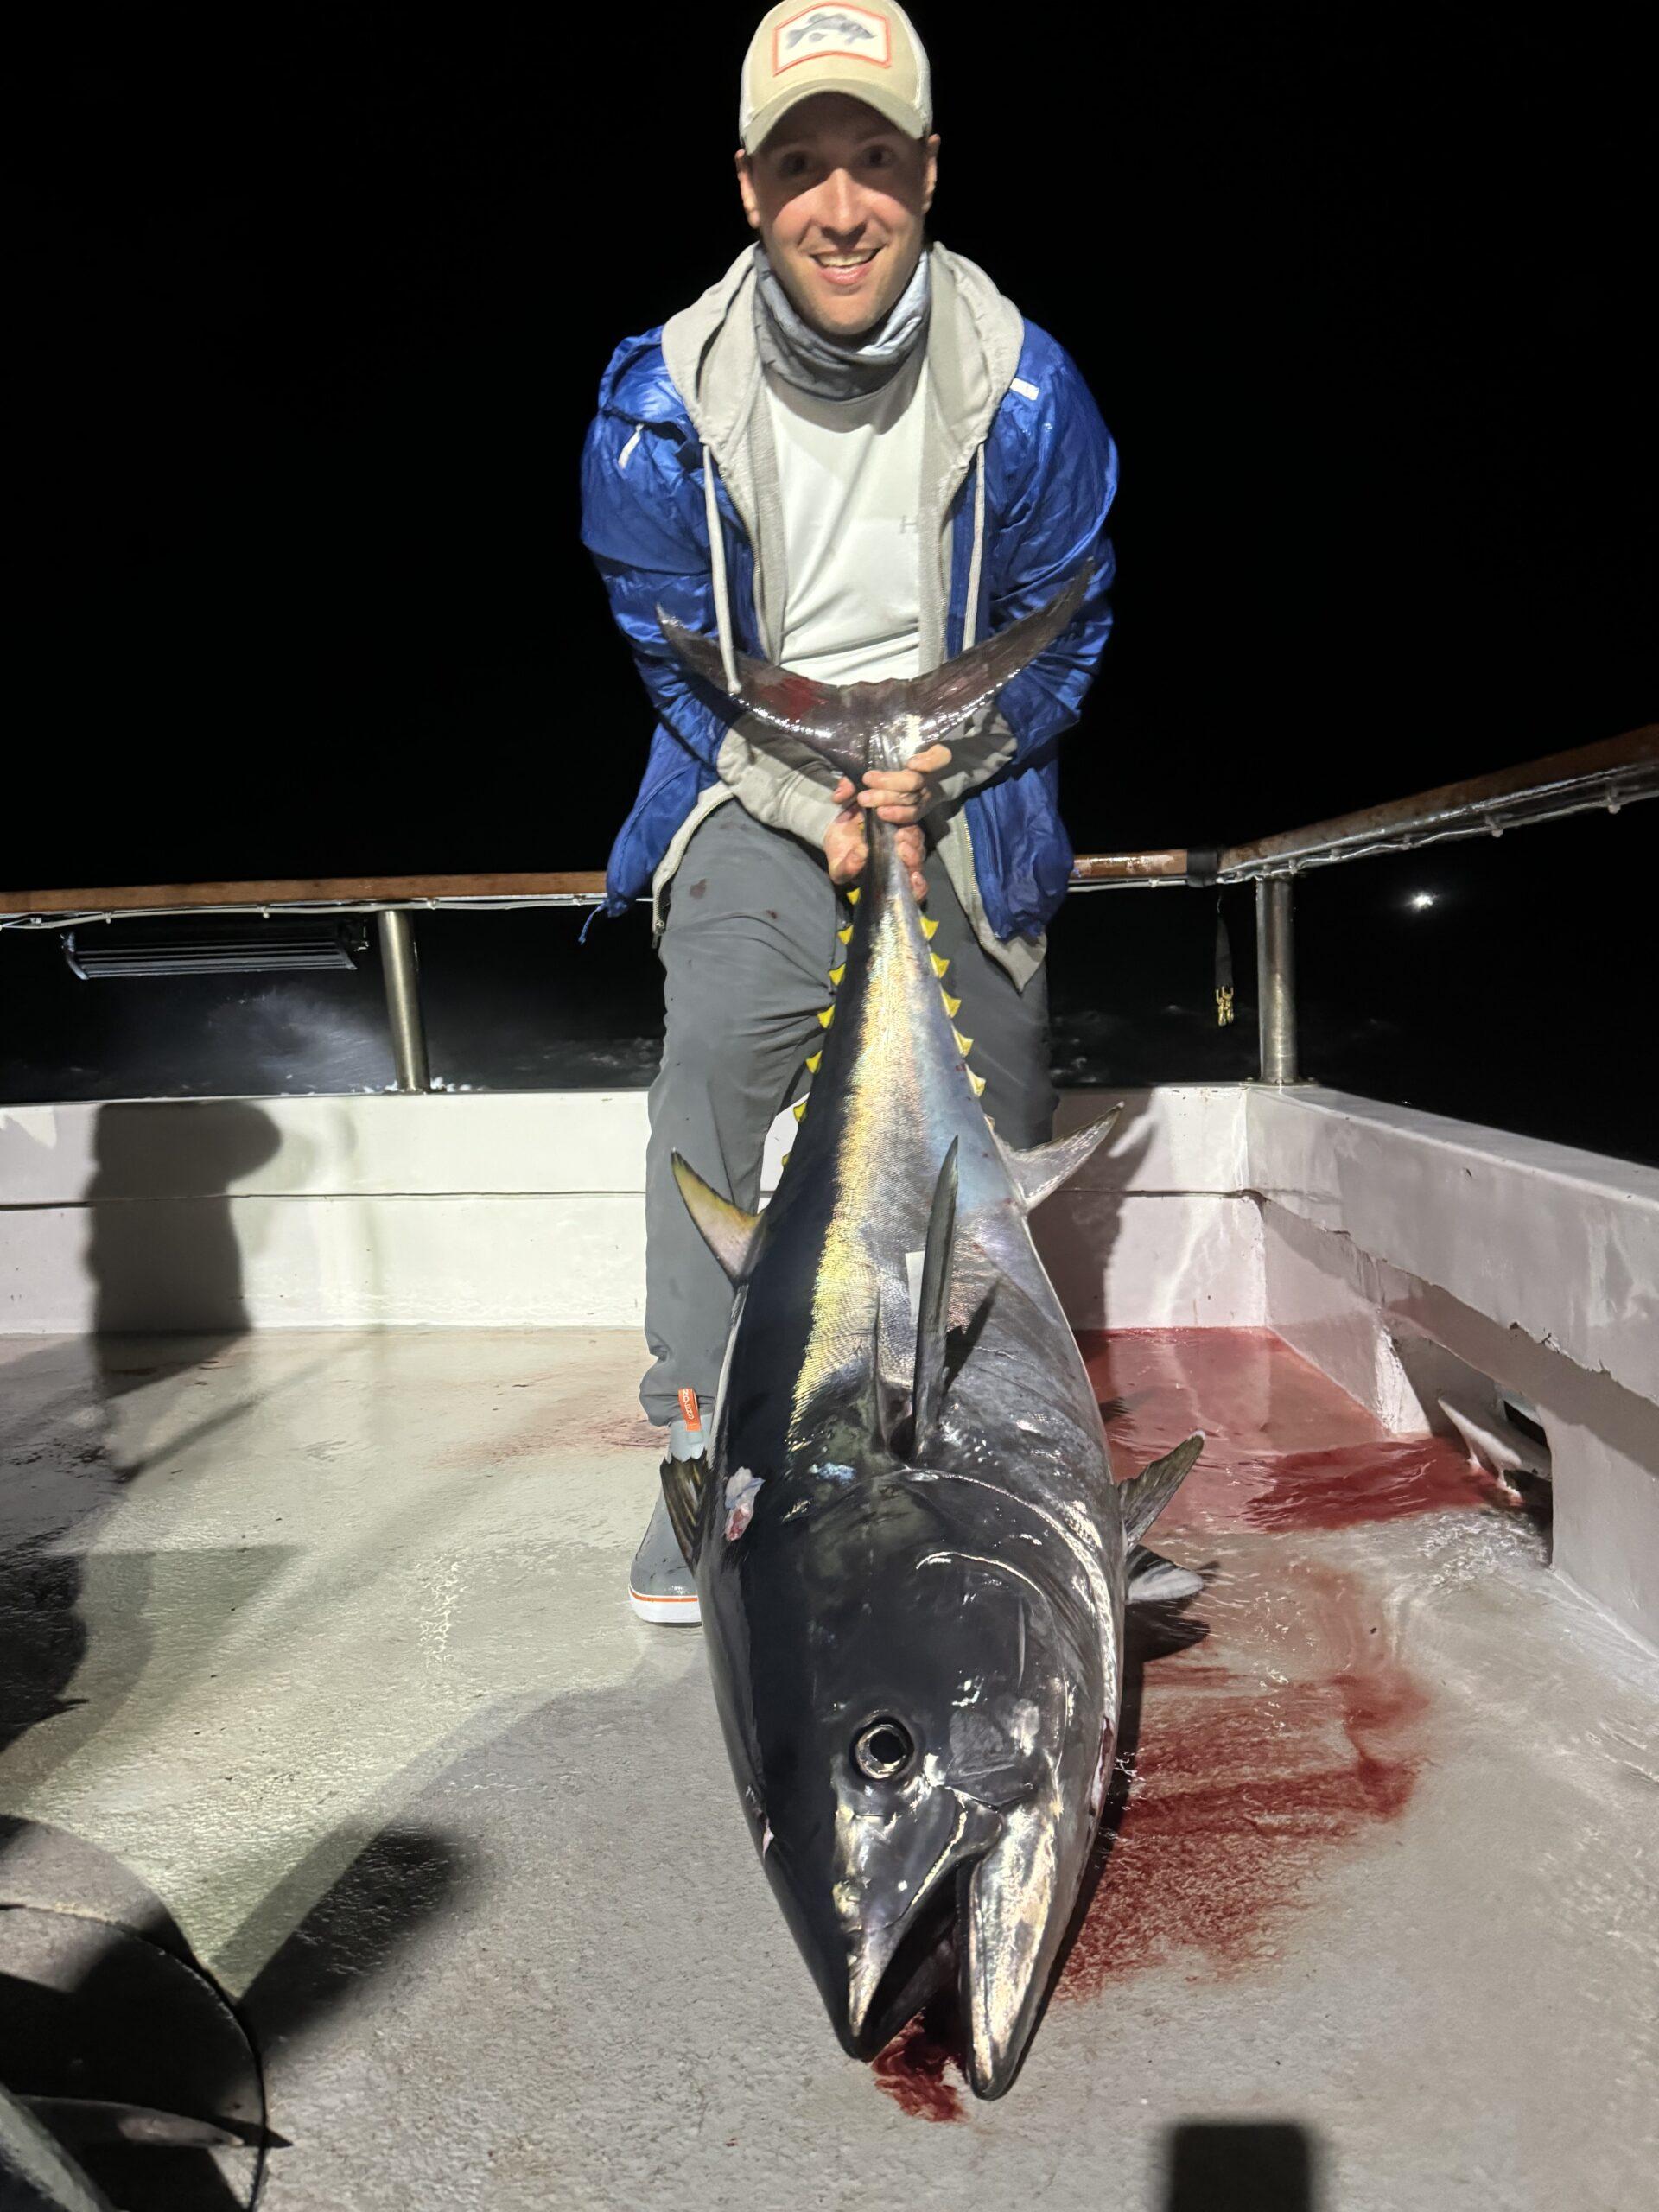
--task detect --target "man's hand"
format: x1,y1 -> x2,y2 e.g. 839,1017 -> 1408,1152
824,782 -> 928,900
856,741 -> 953,828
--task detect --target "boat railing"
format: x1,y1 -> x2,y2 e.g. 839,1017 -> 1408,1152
3,726 -> 1652,1095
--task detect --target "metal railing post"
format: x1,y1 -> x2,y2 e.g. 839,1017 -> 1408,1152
377,908 -> 430,1093
1255,875 -> 1299,1084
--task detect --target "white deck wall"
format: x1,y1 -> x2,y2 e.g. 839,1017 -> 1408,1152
0,1086 -> 1262,1334
2,1084 -> 1655,1643
1250,1089 -> 1659,1649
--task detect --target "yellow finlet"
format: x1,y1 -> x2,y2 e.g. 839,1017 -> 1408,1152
779,1151 -> 791,1166
941,991 -> 961,1018
931,952 -> 950,978
793,1100 -> 807,1121
804,1051 -> 822,1074
846,888 -> 860,905
817,1007 -> 835,1030
952,1029 -> 974,1057
837,925 -> 853,945
829,964 -> 845,988
920,915 -> 938,938
969,1071 -> 987,1098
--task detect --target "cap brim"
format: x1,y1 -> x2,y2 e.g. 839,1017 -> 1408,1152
743,82 -> 926,156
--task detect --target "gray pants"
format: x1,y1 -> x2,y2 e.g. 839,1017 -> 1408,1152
640,799 -> 1056,1426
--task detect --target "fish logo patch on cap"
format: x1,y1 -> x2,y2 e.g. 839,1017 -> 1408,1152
774,4 -> 893,73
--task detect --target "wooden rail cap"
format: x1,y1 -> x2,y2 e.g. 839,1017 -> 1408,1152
1221,726 -> 1656,874
1071,849 -> 1190,881
0,855 -> 1194,918
0,871 -> 613,918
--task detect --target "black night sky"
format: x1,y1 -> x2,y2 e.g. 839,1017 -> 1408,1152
10,3 -> 1655,1160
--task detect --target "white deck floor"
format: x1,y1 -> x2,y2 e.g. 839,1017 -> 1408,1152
1,1325 -> 1655,2210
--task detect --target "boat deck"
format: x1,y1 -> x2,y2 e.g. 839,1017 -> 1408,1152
1,1325 -> 1654,2210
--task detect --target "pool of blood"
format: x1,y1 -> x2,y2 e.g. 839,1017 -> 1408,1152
1081,1326 -> 1510,1534
1057,1556 -> 1430,1996
875,1326 -> 1507,2113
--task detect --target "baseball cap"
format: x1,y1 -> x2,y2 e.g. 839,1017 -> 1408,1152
740,3 -> 933,156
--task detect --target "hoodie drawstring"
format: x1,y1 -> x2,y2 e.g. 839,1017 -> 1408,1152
702,442 -> 740,690
963,444 -> 987,650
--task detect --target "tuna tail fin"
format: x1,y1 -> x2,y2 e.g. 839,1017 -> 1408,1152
995,1104 -> 1121,1211
899,562 -> 1094,753
656,613 -> 870,782
657,562 -> 1092,783
1119,1433 -> 1205,1546
908,1139 -> 960,1456
671,1154 -> 764,1281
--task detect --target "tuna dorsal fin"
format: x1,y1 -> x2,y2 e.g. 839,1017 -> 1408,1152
995,1105 -> 1121,1211
660,1453 -> 706,1568
671,1154 -> 763,1281
1119,1433 -> 1205,1545
909,1139 -> 960,1457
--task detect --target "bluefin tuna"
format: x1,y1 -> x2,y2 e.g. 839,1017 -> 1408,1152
658,571 -> 1203,2098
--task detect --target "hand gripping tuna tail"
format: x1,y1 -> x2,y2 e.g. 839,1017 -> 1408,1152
657,563 -> 1093,777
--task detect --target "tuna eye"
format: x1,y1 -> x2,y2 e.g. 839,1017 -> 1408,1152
852,1718 -> 914,1782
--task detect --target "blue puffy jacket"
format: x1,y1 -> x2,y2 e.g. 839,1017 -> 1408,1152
581,245 -> 1117,944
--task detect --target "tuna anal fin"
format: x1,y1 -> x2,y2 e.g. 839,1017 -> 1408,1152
660,1453 -> 707,1568
671,1154 -> 763,1281
909,1139 -> 960,1455
996,1105 -> 1122,1211
1119,1433 -> 1204,1545
1126,1545 -> 1204,1606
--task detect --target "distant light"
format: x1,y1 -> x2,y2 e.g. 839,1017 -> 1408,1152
1409,892 -> 1436,910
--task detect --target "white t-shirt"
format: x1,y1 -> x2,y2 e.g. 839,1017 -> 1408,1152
762,353 -> 926,687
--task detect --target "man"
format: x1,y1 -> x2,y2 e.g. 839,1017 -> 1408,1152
581,1 -> 1118,1622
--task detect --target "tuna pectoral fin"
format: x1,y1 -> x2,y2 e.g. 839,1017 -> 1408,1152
671,1154 -> 763,1281
659,1454 -> 706,1568
1118,1433 -> 1205,1546
1127,1545 -> 1204,1605
995,1106 -> 1121,1211
909,1140 -> 960,1455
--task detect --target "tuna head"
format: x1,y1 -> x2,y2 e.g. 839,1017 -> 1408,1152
723,1465 -> 1112,2099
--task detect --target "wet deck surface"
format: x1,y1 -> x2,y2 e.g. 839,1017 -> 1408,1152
1,1326 -> 1654,2209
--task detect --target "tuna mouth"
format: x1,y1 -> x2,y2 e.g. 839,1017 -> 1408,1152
842,1789 -> 1005,2058
846,1794 -> 1071,2098
846,1871 -> 963,2059
849,1836 -> 1057,2100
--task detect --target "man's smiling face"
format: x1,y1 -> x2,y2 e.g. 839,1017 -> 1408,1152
737,91 -> 938,340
